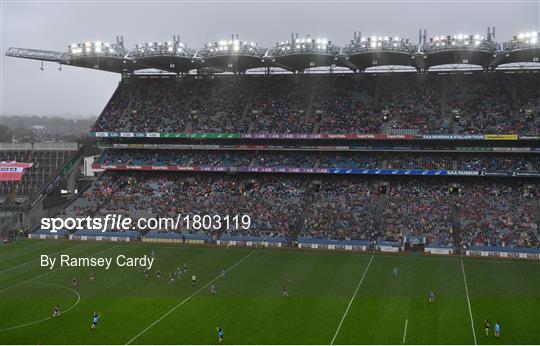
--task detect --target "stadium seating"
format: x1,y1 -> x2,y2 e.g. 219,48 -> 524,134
60,171 -> 539,249
93,73 -> 539,135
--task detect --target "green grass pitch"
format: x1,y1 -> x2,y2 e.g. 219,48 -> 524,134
0,240 -> 539,344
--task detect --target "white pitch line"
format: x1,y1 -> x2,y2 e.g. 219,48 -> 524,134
0,281 -> 81,331
402,319 -> 408,344
125,250 -> 257,345
0,243 -> 84,274
0,245 -> 118,294
330,254 -> 374,345
460,256 -> 477,345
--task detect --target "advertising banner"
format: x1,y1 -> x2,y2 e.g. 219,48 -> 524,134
0,161 -> 33,181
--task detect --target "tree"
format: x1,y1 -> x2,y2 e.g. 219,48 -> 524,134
0,125 -> 13,142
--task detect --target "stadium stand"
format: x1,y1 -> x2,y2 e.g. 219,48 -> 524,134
54,171 -> 539,249
21,69 -> 540,255
93,73 -> 539,135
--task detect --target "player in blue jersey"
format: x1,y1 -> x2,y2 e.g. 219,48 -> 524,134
494,322 -> 501,338
90,312 -> 100,329
428,290 -> 435,304
216,326 -> 224,344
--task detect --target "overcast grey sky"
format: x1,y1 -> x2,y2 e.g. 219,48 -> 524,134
1,1 -> 539,119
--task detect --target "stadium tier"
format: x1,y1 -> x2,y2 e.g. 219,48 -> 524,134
49,171 -> 539,250
95,149 -> 538,173
92,73 -> 539,135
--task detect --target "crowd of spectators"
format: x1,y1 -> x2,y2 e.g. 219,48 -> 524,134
457,155 -> 531,171
380,180 -> 453,245
300,180 -> 377,241
63,173 -> 304,239
62,172 -> 539,248
93,73 -> 539,135
460,183 -> 539,248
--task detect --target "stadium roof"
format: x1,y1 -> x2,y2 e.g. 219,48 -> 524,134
6,30 -> 540,74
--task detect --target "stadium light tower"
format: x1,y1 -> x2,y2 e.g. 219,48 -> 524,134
421,29 -> 497,70
6,36 -> 143,74
195,34 -> 264,73
339,31 -> 415,72
266,33 -> 340,73
128,36 -> 197,74
498,31 -> 540,66
130,37 -> 194,58
67,39 -> 126,58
